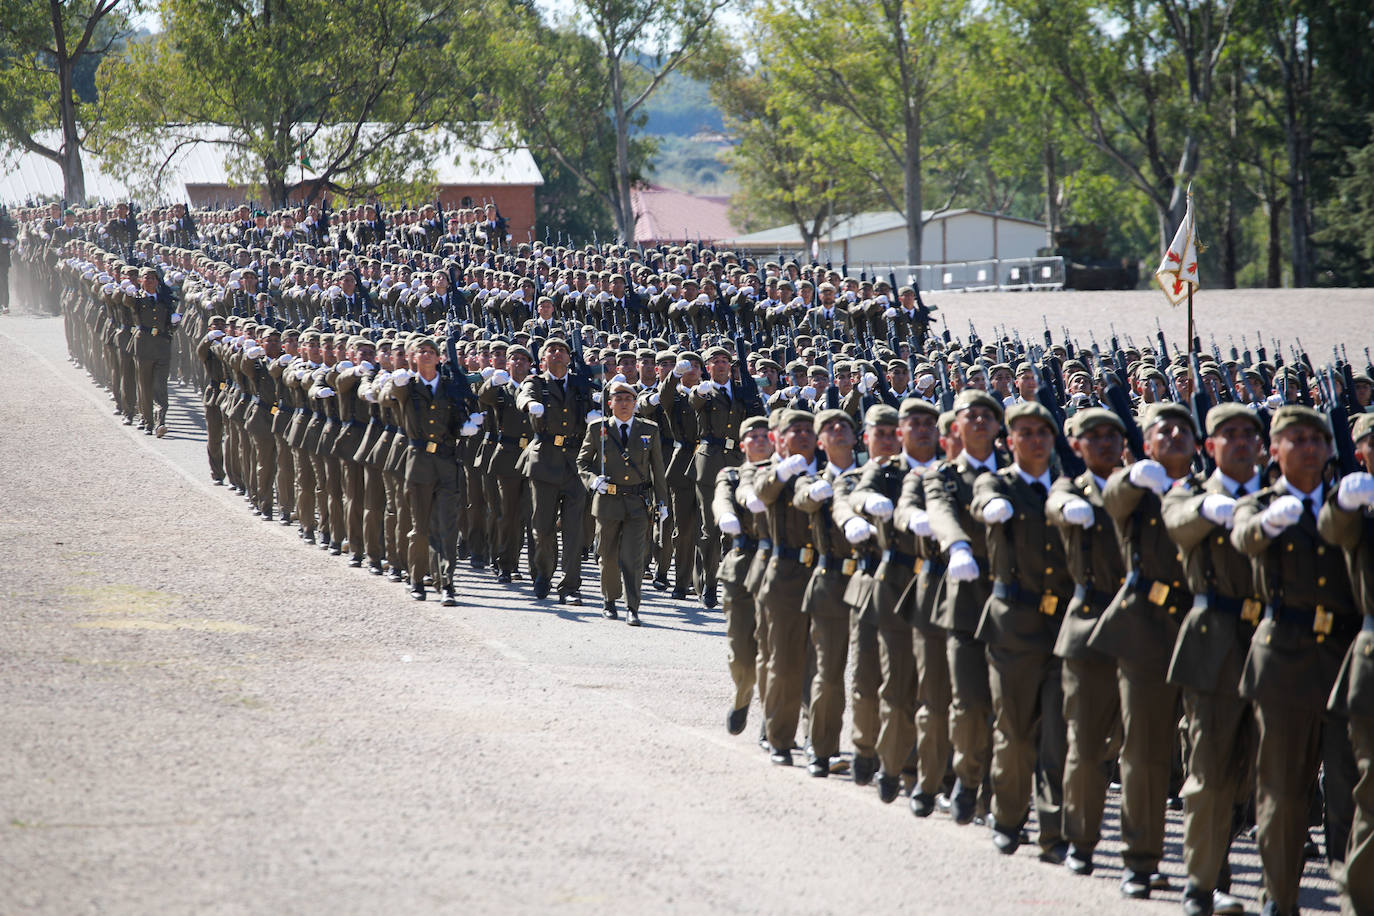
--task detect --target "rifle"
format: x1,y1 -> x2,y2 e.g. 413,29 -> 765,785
936,358 -> 955,412
1189,352 -> 1216,474
1321,366 -> 1358,475
1029,345 -> 1085,476
1102,379 -> 1146,460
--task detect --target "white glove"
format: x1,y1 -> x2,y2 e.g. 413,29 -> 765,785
480,366 -> 495,379
278,354 -> 293,366
673,358 -> 692,377
1062,497 -> 1095,528
336,360 -> 354,371
800,385 -> 817,400
916,373 -> 935,392
1338,472 -> 1374,511
696,379 -> 716,396
170,312 -> 182,325
808,479 -> 834,501
860,494 -> 892,519
591,391 -> 602,405
776,453 -> 808,481
1260,495 -> 1304,537
245,345 -> 266,359
586,409 -> 602,422
906,507 -> 933,537
843,516 -> 875,544
947,544 -> 980,582
982,497 -> 1013,524
747,486 -> 769,516
390,370 -> 411,386
863,372 -> 878,389
469,412 -> 486,426
1200,493 -> 1239,528
720,513 -> 742,535
648,392 -> 660,407
208,329 -> 225,340
228,279 -> 240,290
658,504 -> 669,521
460,422 -> 480,437
1129,459 -> 1174,495
491,369 -> 511,386
592,475 -> 610,494
527,401 -> 545,417
1265,394 -> 1284,408
883,307 -> 897,318
313,386 -> 335,398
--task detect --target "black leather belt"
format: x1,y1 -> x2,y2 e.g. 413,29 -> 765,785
1073,583 -> 1119,609
346,419 -> 366,428
882,548 -> 927,577
731,535 -> 758,552
993,580 -> 1068,616
536,432 -> 575,447
409,438 -> 456,457
384,424 -> 399,433
296,407 -> 311,415
772,544 -> 816,567
757,538 -> 773,554
1266,604 -> 1361,642
604,482 -> 645,496
816,554 -> 860,576
1193,591 -> 1264,625
499,434 -> 531,447
1124,570 -> 1190,613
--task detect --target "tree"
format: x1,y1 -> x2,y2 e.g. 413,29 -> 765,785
94,0 -> 464,206
0,0 -> 136,203
460,0 -> 655,244
999,0 -> 1237,255
756,0 -> 976,264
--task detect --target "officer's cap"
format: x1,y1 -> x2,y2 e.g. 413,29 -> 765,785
755,358 -> 781,372
1068,407 -> 1125,437
1204,402 -> 1264,437
1004,401 -> 1057,434
739,415 -> 769,438
604,381 -> 637,399
887,358 -> 908,373
541,337 -> 570,354
408,336 -> 439,354
778,408 -> 815,432
1352,412 -> 1374,445
866,404 -> 899,427
1141,401 -> 1198,437
900,398 -> 939,420
702,345 -> 731,362
938,410 -> 957,436
813,408 -> 855,434
1269,405 -> 1332,441
952,389 -> 1004,423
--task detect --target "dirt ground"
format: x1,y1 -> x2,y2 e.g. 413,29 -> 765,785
0,302 -> 1348,914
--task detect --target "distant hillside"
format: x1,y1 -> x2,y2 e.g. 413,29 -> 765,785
640,69 -> 723,136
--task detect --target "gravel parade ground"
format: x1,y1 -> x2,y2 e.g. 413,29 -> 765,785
0,291 -> 1351,914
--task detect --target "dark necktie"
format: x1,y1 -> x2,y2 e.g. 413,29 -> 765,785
1235,482 -> 1249,498
554,377 -> 565,398
620,424 -> 630,448
1031,481 -> 1048,501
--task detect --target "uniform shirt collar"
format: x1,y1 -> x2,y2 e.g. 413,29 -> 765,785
1278,476 -> 1323,506
827,460 -> 855,477
1013,463 -> 1053,491
1218,469 -> 1261,496
964,451 -> 998,473
905,453 -> 932,473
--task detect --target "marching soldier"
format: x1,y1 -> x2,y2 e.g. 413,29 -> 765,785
578,381 -> 669,625
517,337 -> 596,603
1233,406 -> 1360,916
1161,402 -> 1263,916
1318,412 -> 1374,916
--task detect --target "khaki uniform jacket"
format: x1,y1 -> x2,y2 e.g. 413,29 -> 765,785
515,370 -> 590,485
576,417 -> 668,520
713,463 -> 765,587
1047,471 -> 1125,661
972,468 -> 1074,654
925,451 -> 1008,632
1233,481 -> 1358,710
1319,495 -> 1374,716
479,376 -> 534,477
1162,470 -> 1261,695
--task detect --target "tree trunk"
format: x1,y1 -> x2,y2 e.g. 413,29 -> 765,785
1264,186 -> 1284,288
1222,70 -> 1239,288
1279,17 -> 1312,287
1043,139 -> 1058,250
609,53 -> 635,244
264,159 -> 288,209
903,107 -> 922,264
49,0 -> 86,204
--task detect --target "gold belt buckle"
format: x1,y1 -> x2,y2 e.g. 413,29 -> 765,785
553,434 -> 565,446
799,546 -> 815,567
842,557 -> 857,576
1241,598 -> 1262,624
425,441 -> 437,454
606,483 -> 617,495
914,557 -> 925,575
725,438 -> 736,448
219,382 -> 227,391
1148,581 -> 1170,606
1039,593 -> 1060,616
519,437 -> 529,449
151,327 -> 158,336
1314,605 -> 1333,642
270,406 -> 279,416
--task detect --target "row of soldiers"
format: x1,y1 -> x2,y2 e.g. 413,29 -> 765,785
15,199 -> 1374,916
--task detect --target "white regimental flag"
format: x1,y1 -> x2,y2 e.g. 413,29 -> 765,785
1155,189 -> 1200,306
